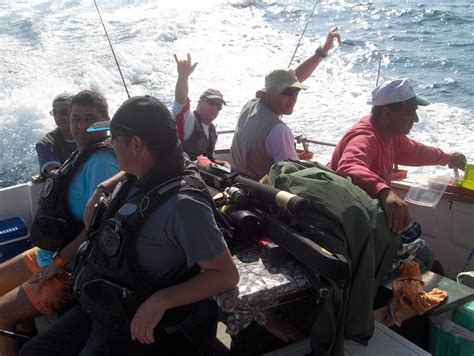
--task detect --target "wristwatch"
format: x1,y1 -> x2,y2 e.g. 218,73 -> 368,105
315,47 -> 327,58
52,251 -> 67,267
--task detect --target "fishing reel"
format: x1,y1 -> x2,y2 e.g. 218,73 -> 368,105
223,185 -> 249,208
218,185 -> 263,243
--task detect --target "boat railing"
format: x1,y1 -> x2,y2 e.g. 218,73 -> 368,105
217,130 -> 337,148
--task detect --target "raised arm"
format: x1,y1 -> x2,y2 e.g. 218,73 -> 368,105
295,27 -> 341,82
174,53 -> 198,105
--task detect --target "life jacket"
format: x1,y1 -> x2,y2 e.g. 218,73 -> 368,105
182,111 -> 217,160
30,140 -> 112,251
38,128 -> 76,169
72,163 -> 212,331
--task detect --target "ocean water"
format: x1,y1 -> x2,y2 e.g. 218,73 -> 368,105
0,0 -> 473,187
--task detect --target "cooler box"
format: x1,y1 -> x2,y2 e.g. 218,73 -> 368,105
0,217 -> 31,263
429,301 -> 474,356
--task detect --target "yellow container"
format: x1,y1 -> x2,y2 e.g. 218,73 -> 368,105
461,163 -> 474,190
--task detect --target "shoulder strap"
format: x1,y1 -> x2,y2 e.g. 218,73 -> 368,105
124,169 -> 211,227
58,140 -> 112,181
135,176 -> 186,223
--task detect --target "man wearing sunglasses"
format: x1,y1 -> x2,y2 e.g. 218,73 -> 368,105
173,54 -> 229,166
35,92 -> 77,176
21,95 -> 239,355
231,28 -> 341,180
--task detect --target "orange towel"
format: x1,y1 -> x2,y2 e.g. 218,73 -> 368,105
391,260 -> 448,326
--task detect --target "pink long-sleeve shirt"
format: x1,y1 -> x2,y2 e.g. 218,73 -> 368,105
329,116 -> 452,197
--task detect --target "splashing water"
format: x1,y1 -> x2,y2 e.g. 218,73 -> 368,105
0,0 -> 472,186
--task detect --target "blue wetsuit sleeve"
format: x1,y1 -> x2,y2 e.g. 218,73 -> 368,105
35,141 -> 61,174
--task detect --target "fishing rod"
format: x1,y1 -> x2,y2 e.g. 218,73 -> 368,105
288,0 -> 320,68
93,0 -> 130,98
217,130 -> 337,148
375,54 -> 382,87
299,138 -> 336,148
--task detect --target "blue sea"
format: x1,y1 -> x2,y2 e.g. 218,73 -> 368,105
0,0 -> 473,187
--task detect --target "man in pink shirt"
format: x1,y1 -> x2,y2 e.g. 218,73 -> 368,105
329,78 -> 466,234
231,28 -> 342,180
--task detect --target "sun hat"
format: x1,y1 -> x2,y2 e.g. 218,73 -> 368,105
371,78 -> 430,107
255,69 -> 309,98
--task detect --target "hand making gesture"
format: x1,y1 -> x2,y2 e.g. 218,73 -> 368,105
174,53 -> 198,78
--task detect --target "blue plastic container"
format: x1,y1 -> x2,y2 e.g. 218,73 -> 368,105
0,217 -> 31,263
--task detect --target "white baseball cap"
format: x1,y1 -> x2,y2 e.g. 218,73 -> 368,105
371,78 -> 430,107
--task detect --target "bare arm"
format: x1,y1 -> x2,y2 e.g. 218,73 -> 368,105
35,228 -> 88,287
294,27 -> 341,82
377,188 -> 411,234
174,53 -> 198,105
58,228 -> 88,264
83,171 -> 126,230
130,249 -> 239,344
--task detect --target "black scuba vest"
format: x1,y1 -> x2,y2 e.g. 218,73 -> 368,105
38,128 -> 76,169
72,165 -> 212,330
182,112 -> 217,160
30,141 -> 112,251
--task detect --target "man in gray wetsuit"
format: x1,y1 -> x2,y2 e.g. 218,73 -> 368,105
20,95 -> 239,356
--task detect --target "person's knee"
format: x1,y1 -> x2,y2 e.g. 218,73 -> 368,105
0,253 -> 33,297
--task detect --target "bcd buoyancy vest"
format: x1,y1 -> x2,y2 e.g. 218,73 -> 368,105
38,128 -> 76,169
72,164 -> 212,331
30,140 -> 112,251
182,111 -> 217,160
